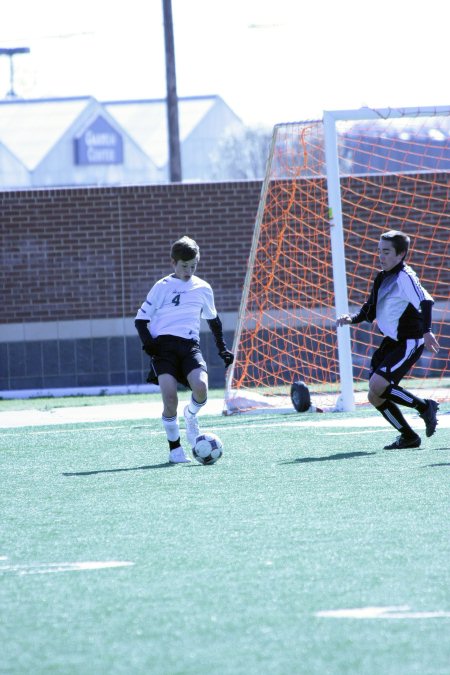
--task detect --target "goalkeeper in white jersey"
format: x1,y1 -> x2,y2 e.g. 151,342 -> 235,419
135,236 -> 234,463
336,230 -> 440,450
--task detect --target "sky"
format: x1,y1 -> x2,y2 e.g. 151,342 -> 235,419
0,0 -> 449,129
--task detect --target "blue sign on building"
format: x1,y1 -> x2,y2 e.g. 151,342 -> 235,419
75,116 -> 123,165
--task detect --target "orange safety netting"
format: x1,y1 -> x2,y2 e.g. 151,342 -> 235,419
226,113 -> 450,413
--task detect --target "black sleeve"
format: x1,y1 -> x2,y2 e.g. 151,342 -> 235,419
351,301 -> 376,325
207,315 -> 227,352
351,277 -> 379,325
135,319 -> 159,356
135,319 -> 152,345
420,299 -> 433,333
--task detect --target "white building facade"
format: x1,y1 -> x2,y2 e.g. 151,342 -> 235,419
0,95 -> 244,189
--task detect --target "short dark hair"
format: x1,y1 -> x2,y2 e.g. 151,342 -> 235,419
170,236 -> 200,262
380,230 -> 410,257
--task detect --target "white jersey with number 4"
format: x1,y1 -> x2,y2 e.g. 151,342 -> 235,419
135,274 -> 217,341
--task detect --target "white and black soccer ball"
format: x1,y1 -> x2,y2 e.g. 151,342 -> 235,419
192,432 -> 223,465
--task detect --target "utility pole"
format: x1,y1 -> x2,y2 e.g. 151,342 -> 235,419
162,0 -> 182,182
0,47 -> 30,98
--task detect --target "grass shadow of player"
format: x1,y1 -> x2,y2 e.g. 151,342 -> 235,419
425,459 -> 450,468
281,451 -> 376,465
62,461 -> 197,476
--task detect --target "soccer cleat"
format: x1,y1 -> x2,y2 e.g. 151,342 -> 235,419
419,399 -> 439,437
168,446 -> 191,464
183,405 -> 200,448
384,434 -> 421,450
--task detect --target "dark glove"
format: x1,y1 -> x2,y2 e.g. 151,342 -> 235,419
219,349 -> 234,367
142,337 -> 159,357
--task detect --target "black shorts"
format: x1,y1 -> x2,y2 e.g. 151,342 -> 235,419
146,335 -> 207,388
369,336 -> 424,385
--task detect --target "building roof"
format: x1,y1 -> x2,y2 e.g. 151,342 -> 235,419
0,96 -> 95,170
0,94 -> 244,186
103,95 -> 237,167
0,94 -> 242,175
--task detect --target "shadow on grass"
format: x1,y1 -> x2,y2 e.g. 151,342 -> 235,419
425,461 -> 450,467
62,462 -> 199,476
281,451 -> 376,465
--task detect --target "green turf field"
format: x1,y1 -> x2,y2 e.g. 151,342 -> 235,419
1,393 -> 449,675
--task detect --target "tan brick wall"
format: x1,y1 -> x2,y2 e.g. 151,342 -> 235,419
1,182 -> 262,324
1,175 -> 448,326
1,177 -> 448,392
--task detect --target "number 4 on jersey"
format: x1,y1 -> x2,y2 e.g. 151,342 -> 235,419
172,294 -> 181,306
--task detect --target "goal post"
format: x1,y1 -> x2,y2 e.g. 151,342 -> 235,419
225,105 -> 450,415
323,110 -> 354,412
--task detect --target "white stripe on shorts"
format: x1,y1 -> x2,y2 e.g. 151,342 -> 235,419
390,338 -> 424,372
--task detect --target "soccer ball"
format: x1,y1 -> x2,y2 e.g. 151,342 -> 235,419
290,381 -> 311,412
192,432 -> 223,465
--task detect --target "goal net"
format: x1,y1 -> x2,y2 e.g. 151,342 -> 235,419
225,106 -> 450,415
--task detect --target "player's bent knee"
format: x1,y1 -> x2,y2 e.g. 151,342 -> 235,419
188,369 -> 208,401
193,382 -> 207,402
368,388 -> 385,408
369,374 -> 389,398
367,390 -> 377,406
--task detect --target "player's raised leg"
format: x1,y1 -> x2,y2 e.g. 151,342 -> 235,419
184,368 -> 208,448
383,384 -> 439,437
368,373 -> 421,449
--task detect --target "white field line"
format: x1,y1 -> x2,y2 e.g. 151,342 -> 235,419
316,605 -> 450,619
0,398 -> 197,428
1,425 -> 167,436
216,417 -> 450,432
0,561 -> 134,575
1,399 -> 449,431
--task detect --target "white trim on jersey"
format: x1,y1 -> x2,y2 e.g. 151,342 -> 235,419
398,265 -> 433,305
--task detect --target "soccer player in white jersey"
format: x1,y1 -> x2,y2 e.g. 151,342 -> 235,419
135,236 -> 234,463
336,230 -> 440,449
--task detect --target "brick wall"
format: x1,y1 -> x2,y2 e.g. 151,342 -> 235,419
2,176 -> 448,325
1,176 -> 448,393
1,181 -> 262,324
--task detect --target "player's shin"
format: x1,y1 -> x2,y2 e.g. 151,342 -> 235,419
162,414 -> 180,445
186,395 -> 206,416
376,400 -> 418,439
383,384 -> 427,412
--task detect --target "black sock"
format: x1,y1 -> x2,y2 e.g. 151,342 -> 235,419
376,400 -> 418,438
384,385 -> 427,412
169,438 -> 181,450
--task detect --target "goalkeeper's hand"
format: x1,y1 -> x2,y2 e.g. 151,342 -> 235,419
219,349 -> 234,367
142,337 -> 159,357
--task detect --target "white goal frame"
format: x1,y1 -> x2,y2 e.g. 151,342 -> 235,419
226,105 -> 450,415
324,105 -> 450,411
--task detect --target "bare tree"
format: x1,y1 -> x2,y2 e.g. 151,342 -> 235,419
212,126 -> 272,180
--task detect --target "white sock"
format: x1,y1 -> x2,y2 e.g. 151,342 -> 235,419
162,414 -> 180,441
187,396 -> 206,417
